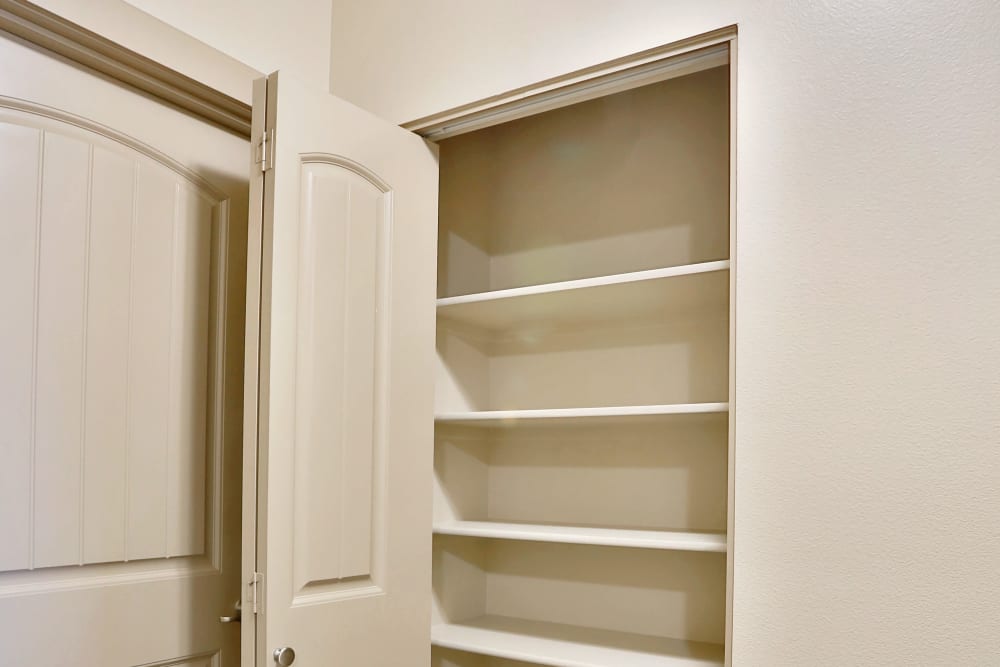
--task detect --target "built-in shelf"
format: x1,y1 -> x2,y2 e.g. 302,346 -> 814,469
437,260 -> 730,331
431,615 -> 725,667
433,521 -> 727,552
435,402 -> 729,428
433,63 -> 734,663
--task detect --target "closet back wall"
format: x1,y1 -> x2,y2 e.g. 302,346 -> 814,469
331,2 -> 1000,665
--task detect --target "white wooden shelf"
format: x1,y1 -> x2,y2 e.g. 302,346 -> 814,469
435,402 -> 728,428
437,260 -> 730,331
431,615 -> 725,667
433,521 -> 727,552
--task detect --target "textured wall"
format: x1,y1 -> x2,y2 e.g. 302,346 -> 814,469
32,0 -> 331,99
331,1 -> 1000,664
123,0 -> 332,91
30,0 -> 259,102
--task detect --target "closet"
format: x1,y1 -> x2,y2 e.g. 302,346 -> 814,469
241,26 -> 734,667
429,47 -> 734,667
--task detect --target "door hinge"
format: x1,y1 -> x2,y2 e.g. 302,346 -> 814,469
255,128 -> 275,172
248,571 -> 264,614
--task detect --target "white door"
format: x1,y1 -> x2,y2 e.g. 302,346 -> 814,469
243,73 -> 438,666
0,34 -> 246,667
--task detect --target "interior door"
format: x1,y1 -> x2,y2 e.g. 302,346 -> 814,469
243,72 -> 438,666
0,31 -> 246,667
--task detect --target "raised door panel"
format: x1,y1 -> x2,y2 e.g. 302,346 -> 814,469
0,121 -> 41,572
0,105 -> 224,573
32,132 -> 90,568
292,157 -> 386,595
83,146 -> 136,564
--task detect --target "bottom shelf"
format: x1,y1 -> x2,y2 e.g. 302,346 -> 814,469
432,615 -> 724,667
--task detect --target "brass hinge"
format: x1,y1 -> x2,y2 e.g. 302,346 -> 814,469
255,128 -> 274,172
248,571 -> 264,614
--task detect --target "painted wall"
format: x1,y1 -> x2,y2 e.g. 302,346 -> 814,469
31,0 -> 260,103
33,0 -> 331,100
122,0 -> 332,92
331,1 -> 1000,665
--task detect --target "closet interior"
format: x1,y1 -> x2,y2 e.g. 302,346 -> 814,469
430,48 -> 733,667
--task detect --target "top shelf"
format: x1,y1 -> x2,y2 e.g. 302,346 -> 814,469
437,260 -> 730,332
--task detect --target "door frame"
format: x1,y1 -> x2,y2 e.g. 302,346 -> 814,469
400,24 -> 739,666
241,75 -> 269,667
239,24 -> 738,667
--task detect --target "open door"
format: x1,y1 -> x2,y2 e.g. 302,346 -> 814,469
242,72 -> 439,666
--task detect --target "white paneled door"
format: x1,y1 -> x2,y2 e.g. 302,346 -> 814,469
0,34 -> 247,667
244,73 -> 438,665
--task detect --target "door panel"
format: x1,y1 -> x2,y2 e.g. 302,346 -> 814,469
83,146 -> 135,565
0,120 -> 40,573
292,158 -> 383,594
0,34 -> 246,667
0,104 -> 219,567
246,72 -> 438,665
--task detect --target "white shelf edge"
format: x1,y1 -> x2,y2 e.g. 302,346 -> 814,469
436,402 -> 729,423
431,616 -> 725,667
436,260 -> 731,309
433,521 -> 727,552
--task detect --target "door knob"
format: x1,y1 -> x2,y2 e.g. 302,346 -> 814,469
273,647 -> 296,665
219,599 -> 241,623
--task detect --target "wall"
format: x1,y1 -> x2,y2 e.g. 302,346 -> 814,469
31,0 -> 260,103
33,0 -> 332,103
331,1 -> 1000,665
123,0 -> 332,91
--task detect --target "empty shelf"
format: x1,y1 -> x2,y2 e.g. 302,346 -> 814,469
433,521 -> 727,552
432,615 -> 725,667
437,260 -> 730,331
435,403 -> 728,428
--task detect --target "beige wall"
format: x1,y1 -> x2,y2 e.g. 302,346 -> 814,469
34,0 -> 332,101
123,0 -> 332,91
32,0 -> 260,102
332,1 -> 1000,665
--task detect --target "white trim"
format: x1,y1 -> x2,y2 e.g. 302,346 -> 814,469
404,26 -> 735,140
724,32 -> 739,667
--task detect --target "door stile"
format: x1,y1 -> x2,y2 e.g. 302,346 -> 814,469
242,73 -> 272,667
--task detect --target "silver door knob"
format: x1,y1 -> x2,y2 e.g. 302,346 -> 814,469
273,647 -> 296,666
219,599 -> 241,623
